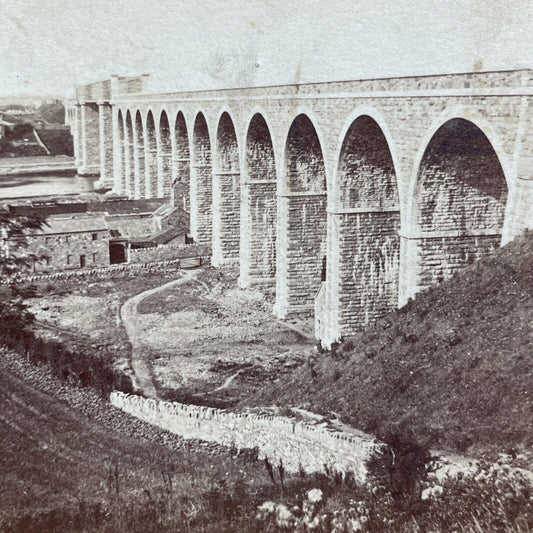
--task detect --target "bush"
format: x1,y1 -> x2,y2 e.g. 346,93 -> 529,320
0,324 -> 133,397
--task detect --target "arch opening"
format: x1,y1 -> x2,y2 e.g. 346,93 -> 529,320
275,114 -> 327,320
240,113 -> 277,286
212,112 -> 240,265
191,113 -> 212,244
402,118 -> 508,302
115,109 -> 126,194
124,110 -> 135,198
133,110 -> 145,199
173,112 -> 190,212
157,110 -> 172,198
145,111 -> 157,198
326,115 -> 400,341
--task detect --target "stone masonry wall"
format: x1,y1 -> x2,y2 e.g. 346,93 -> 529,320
173,113 -> 190,212
27,229 -> 110,273
110,391 -> 380,480
276,194 -> 327,318
411,233 -> 501,294
79,103 -> 100,176
240,181 -> 277,285
133,115 -> 146,199
157,112 -> 172,197
333,211 -> 400,331
98,103 -> 114,187
145,113 -> 158,198
323,115 -> 401,338
124,115 -> 134,198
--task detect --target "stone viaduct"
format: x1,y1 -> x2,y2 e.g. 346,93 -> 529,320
66,70 -> 533,347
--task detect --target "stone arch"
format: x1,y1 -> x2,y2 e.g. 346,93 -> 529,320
157,110 -> 172,198
124,109 -> 135,198
405,109 -> 511,234
145,110 -> 158,198
239,112 -> 277,287
322,115 -> 401,345
400,117 -> 508,304
172,111 -> 190,212
191,112 -> 212,243
133,110 -> 145,198
115,109 -> 126,194
331,106 -> 401,204
212,111 -> 241,265
275,113 -> 327,320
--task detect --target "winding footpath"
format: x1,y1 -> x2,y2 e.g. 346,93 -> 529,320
120,269 -> 197,398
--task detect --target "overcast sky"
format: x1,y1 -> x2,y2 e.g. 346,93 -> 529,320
0,0 -> 531,97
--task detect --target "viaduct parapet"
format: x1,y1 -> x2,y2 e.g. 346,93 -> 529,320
67,70 -> 533,347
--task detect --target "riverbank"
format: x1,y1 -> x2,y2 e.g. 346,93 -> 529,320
0,155 -> 76,176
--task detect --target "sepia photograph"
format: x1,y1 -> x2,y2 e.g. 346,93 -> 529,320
0,1 -> 532,531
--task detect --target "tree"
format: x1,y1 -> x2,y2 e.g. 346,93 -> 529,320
0,207 -> 46,339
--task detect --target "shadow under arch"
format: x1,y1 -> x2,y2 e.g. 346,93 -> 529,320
322,113 -> 401,345
239,112 -> 278,287
190,111 -> 212,244
212,111 -> 241,265
399,116 -> 508,306
274,112 -> 327,320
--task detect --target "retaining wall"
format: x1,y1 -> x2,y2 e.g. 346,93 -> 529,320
110,391 -> 381,481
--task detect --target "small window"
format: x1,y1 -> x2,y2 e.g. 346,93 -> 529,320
80,255 -> 86,268
67,255 -> 73,265
92,252 -> 98,263
92,233 -> 98,241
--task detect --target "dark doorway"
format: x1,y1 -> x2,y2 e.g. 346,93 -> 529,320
109,242 -> 127,264
79,254 -> 86,268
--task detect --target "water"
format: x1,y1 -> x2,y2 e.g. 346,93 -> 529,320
0,173 -> 98,200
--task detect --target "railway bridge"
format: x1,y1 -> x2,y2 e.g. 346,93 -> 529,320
65,70 -> 533,346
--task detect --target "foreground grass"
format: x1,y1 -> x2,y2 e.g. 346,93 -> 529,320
3,345 -> 533,533
251,232 -> 533,454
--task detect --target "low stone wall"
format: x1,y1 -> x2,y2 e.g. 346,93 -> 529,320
110,391 -> 381,481
11,256 -> 209,284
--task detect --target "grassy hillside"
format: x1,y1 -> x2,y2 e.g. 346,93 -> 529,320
0,349 -> 277,532
252,232 -> 533,453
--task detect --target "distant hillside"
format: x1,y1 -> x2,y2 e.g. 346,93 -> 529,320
35,101 -> 65,124
252,232 -> 533,453
35,127 -> 73,156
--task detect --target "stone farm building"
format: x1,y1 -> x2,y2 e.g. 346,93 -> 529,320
9,198 -> 189,273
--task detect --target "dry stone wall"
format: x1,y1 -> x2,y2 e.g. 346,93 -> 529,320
110,391 -> 381,481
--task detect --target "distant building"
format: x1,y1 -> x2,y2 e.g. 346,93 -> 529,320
7,197 -> 191,274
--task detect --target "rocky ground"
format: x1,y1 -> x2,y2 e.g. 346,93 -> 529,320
134,265 -> 315,406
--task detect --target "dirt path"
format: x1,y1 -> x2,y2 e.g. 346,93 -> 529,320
120,269 -> 197,398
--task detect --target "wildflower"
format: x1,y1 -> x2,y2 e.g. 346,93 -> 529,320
431,485 -> 444,498
275,503 -> 295,529
307,488 -> 323,503
256,500 -> 276,520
